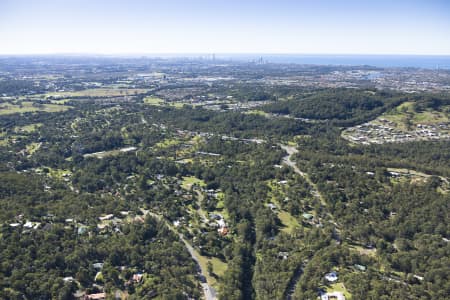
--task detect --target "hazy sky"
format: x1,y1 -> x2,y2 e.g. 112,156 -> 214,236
1,0 -> 449,55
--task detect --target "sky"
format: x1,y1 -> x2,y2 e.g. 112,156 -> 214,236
0,0 -> 449,55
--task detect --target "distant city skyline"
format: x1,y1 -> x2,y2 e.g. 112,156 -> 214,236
1,0 -> 449,55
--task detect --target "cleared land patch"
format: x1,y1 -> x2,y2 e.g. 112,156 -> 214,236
325,282 -> 352,299
343,101 -> 450,144
14,123 -> 42,133
181,176 -> 206,190
0,101 -> 69,115
144,96 -> 185,108
46,88 -> 149,98
349,244 -> 377,258
143,96 -> 165,105
195,251 -> 227,288
83,147 -> 137,159
278,210 -> 300,234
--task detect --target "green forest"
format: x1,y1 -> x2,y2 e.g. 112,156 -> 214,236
0,74 -> 449,300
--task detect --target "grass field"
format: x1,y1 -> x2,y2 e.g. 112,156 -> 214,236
143,96 -> 165,105
0,102 -> 69,115
278,210 -> 300,233
49,168 -> 71,179
0,130 -> 9,146
349,244 -> 377,257
144,96 -> 185,108
36,167 -> 72,180
194,249 -> 227,288
266,180 -> 301,233
14,123 -> 42,133
387,167 -> 449,191
379,101 -> 449,130
181,176 -> 206,190
325,282 -> 352,299
245,110 -> 270,117
210,257 -> 227,277
170,102 -> 185,108
215,192 -> 225,208
154,138 -> 181,149
26,142 -> 42,154
211,193 -> 230,220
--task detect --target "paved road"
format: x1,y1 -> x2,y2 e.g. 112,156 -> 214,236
279,144 -> 325,205
279,145 -> 345,297
180,236 -> 217,300
280,144 -> 307,177
148,211 -> 217,300
280,144 -> 341,222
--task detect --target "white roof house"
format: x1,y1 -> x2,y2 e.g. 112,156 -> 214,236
325,271 -> 338,282
320,291 -> 345,300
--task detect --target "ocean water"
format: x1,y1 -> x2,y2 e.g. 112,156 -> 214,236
221,54 -> 450,69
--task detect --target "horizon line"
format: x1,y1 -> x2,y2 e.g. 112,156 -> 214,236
1,52 -> 450,57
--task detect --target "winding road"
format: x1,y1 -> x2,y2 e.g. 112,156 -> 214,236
180,236 -> 217,300
279,144 -> 327,207
280,144 -> 342,298
148,211 -> 217,300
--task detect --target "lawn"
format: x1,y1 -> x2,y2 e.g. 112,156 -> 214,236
143,96 -> 165,105
382,101 -> 449,129
212,194 -> 230,220
154,138 -> 181,149
267,179 -> 286,197
194,249 -> 227,288
48,168 -> 72,180
215,192 -> 225,209
266,180 -> 299,233
14,123 -> 42,133
0,102 -> 69,115
278,210 -> 300,234
245,110 -> 270,117
348,244 -> 377,258
26,142 -> 42,154
386,168 -> 450,189
181,176 -> 206,190
287,140 -> 298,147
325,282 -> 352,299
143,96 -> 185,108
210,257 -> 227,277
170,102 -> 185,108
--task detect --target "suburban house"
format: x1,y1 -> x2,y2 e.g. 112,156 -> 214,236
320,291 -> 345,300
84,292 -> 106,300
324,271 -> 338,282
